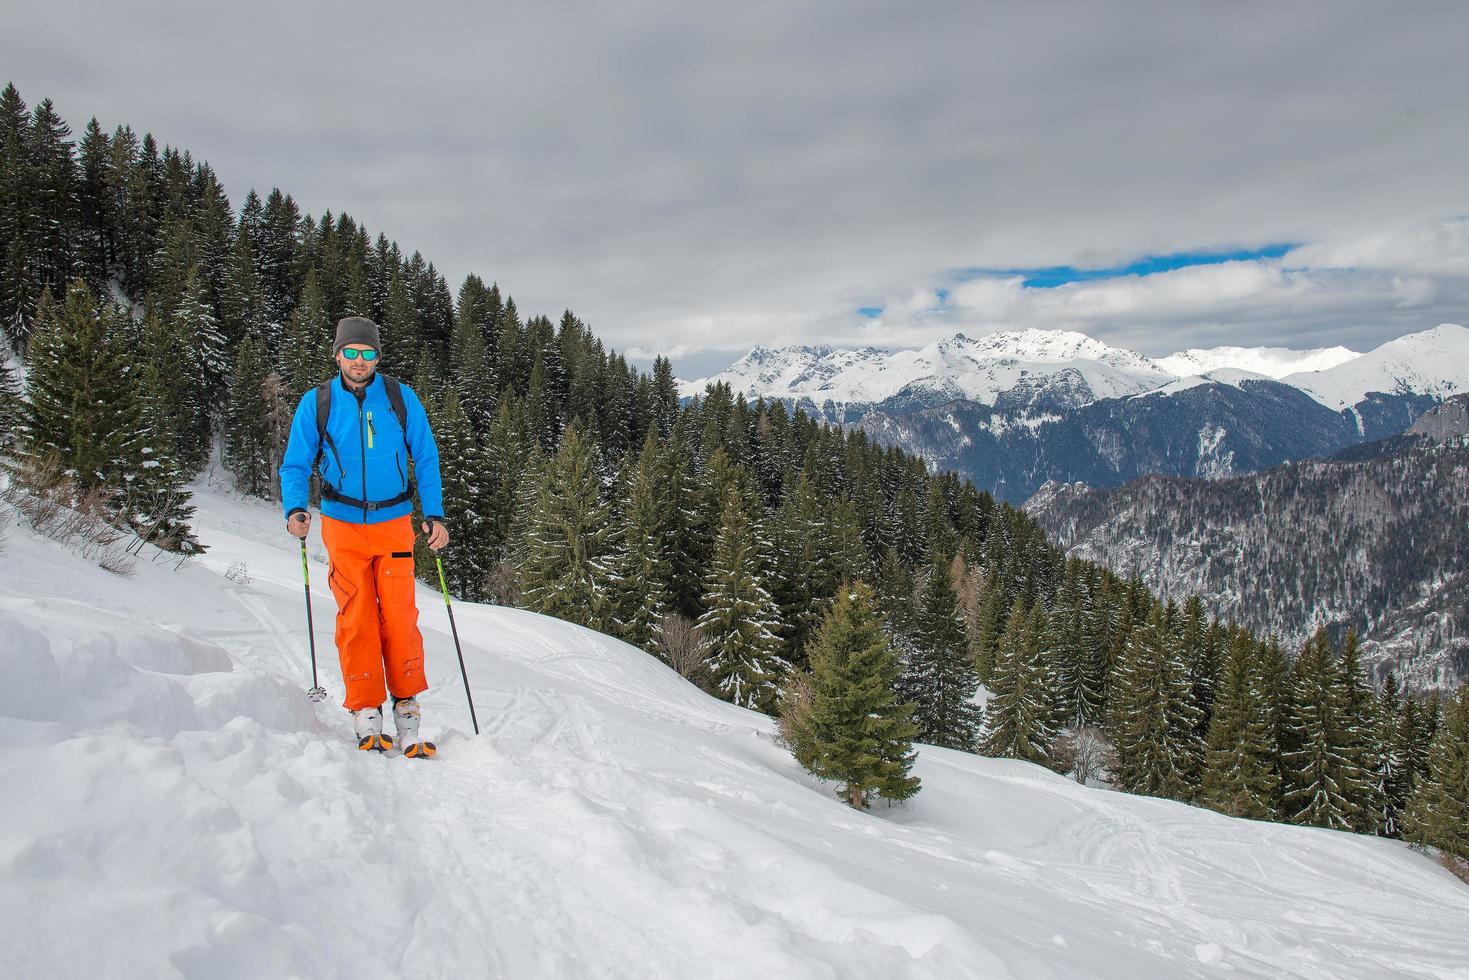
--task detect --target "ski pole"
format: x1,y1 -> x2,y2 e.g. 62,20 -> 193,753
300,538 -> 328,702
435,555 -> 479,735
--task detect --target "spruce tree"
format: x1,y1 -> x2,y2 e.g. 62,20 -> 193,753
1280,629 -> 1369,830
1109,602 -> 1203,800
609,428 -> 676,651
791,581 -> 921,809
17,283 -> 147,519
434,388 -> 493,600
1402,684 -> 1469,862
516,425 -> 616,631
223,330 -> 274,498
902,557 -> 983,751
1199,628 -> 1282,820
697,487 -> 789,713
982,598 -> 1060,764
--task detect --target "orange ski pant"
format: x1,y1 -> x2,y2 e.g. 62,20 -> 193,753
319,513 -> 429,711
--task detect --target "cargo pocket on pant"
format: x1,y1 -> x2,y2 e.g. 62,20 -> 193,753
378,551 -> 417,608
327,563 -> 357,610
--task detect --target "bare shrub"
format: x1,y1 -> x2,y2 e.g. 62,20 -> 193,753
1,455 -> 137,575
482,560 -> 521,607
1052,726 -> 1115,784
657,613 -> 712,691
773,670 -> 818,769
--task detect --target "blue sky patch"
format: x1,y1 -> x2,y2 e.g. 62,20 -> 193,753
963,244 -> 1299,289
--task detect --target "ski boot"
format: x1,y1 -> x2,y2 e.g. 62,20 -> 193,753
354,705 -> 393,752
393,696 -> 437,759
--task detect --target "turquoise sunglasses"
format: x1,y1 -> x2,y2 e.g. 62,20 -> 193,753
341,348 -> 379,361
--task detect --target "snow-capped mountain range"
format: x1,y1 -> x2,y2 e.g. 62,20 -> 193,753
680,324 -> 1469,502
680,324 -> 1469,419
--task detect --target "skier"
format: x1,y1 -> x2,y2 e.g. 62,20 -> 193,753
279,316 -> 449,757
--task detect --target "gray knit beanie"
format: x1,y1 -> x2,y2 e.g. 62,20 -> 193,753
334,316 -> 381,355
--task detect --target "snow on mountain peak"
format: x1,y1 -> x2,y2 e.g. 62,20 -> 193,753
683,329 -> 1172,407
1283,322 -> 1469,411
1156,344 -> 1361,380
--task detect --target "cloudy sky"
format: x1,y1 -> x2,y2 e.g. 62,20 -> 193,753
7,1 -> 1469,376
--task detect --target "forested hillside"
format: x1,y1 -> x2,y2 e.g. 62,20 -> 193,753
1027,398 -> 1469,691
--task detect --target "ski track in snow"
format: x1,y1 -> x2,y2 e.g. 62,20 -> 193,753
3,484 -> 1469,979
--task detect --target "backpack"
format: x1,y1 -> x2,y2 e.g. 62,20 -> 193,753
312,374 -> 415,512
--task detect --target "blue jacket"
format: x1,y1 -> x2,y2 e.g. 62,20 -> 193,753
279,373 -> 445,525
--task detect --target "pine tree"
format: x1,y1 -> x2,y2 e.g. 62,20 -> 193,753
1199,628 -> 1282,820
516,426 -> 615,631
434,388 -> 493,600
902,558 -> 983,751
697,487 -> 789,713
609,428 -> 676,650
789,581 -> 921,809
1109,602 -> 1203,800
223,330 -> 274,498
1402,684 -> 1469,862
1280,629 -> 1369,830
280,269 -> 330,392
982,598 -> 1060,764
168,265 -> 226,469
17,282 -> 148,519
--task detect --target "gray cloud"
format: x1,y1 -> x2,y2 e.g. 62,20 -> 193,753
6,0 -> 1469,366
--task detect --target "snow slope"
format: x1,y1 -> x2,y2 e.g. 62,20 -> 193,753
4,485 -> 1468,979
1282,323 -> 1469,411
1155,345 -> 1360,380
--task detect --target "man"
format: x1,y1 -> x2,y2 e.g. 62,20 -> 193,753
279,315 -> 449,757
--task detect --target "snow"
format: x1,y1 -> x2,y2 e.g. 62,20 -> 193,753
1156,345 -> 1361,380
4,484 -> 1469,979
1281,323 -> 1469,411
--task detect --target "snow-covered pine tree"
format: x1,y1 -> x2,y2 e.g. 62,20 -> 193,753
970,575 -> 1005,684
609,428 -> 676,651
516,425 -> 616,631
769,468 -> 837,670
168,265 -> 226,469
24,98 -> 82,349
1367,673 -> 1407,838
697,486 -> 789,714
280,269 -> 330,394
981,597 -> 1060,764
1280,628 -> 1370,830
223,330 -> 273,498
1199,627 -> 1281,820
902,556 -> 983,752
483,392 -> 529,565
129,356 -> 203,555
1402,683 -> 1469,863
791,580 -> 921,810
434,388 -> 493,600
1108,601 -> 1203,800
16,283 -> 147,520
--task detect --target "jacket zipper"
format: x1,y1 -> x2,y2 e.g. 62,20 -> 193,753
367,411 -> 375,450
395,452 -> 406,492
357,390 -> 368,521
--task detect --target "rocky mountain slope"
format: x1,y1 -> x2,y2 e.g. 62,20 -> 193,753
1024,396 -> 1469,689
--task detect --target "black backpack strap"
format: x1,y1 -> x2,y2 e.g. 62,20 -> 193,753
313,380 -> 335,468
381,375 -> 412,461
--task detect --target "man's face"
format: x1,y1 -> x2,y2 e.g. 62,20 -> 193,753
336,344 -> 379,385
